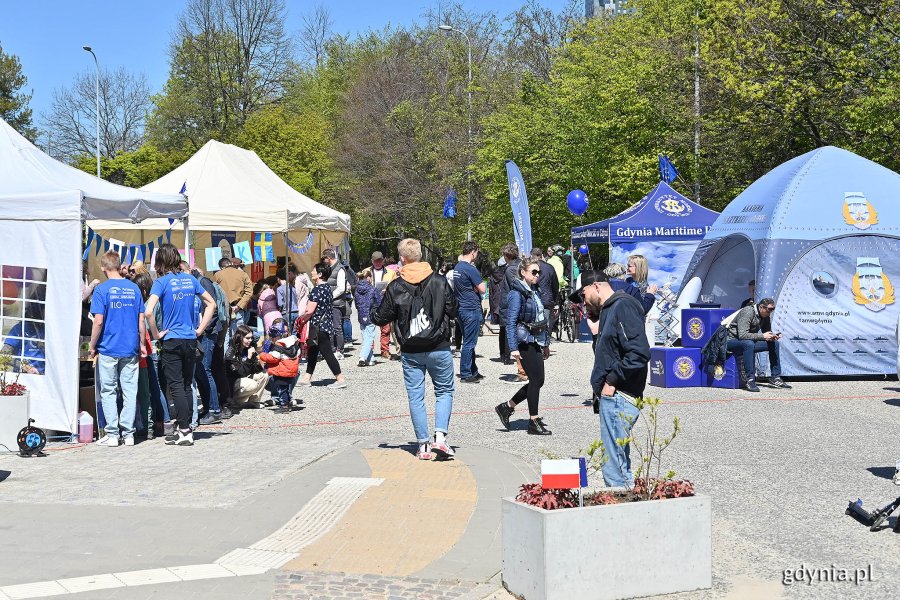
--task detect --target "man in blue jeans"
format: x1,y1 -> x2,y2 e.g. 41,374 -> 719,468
579,270 -> 651,488
373,238 -> 459,461
725,298 -> 791,392
454,241 -> 486,383
89,251 -> 146,447
192,268 -> 228,424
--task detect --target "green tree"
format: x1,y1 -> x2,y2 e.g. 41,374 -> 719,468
0,43 -> 35,140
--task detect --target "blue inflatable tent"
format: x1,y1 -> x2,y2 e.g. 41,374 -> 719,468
571,181 -> 719,293
679,146 -> 900,376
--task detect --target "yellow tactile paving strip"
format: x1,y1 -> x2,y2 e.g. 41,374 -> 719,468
283,448 -> 477,576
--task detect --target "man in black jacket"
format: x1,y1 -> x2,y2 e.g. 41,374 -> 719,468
580,271 -> 651,488
372,238 -> 459,461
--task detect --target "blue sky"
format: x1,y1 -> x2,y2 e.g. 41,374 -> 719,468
1,0 -> 571,135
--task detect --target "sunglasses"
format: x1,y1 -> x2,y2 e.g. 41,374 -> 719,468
528,269 -> 540,276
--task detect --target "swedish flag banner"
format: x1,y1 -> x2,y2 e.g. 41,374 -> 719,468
254,232 -> 275,262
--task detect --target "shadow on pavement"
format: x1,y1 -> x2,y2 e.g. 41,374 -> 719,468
866,466 -> 895,481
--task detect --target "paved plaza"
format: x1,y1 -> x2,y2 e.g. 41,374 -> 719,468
1,331 -> 900,599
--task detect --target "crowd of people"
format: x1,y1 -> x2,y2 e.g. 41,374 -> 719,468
85,237 -> 791,489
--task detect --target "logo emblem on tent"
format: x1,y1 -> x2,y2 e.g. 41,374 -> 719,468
843,192 -> 878,230
673,356 -> 696,380
654,194 -> 692,217
687,317 -> 704,340
852,257 -> 894,312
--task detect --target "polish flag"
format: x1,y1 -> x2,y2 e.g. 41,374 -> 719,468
541,458 -> 588,489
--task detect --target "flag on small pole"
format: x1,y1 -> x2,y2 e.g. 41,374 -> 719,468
658,155 -> 679,184
541,458 -> 588,491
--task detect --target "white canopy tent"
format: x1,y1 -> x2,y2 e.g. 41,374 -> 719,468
89,140 -> 351,277
0,117 -> 186,435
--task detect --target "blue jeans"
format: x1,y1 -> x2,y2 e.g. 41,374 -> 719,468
359,323 -> 377,363
599,392 -> 641,487
194,333 -> 221,414
343,316 -> 353,343
226,308 -> 248,347
97,355 -> 139,439
726,338 -> 782,379
458,308 -> 482,378
268,376 -> 292,406
148,353 -> 169,422
401,349 -> 455,443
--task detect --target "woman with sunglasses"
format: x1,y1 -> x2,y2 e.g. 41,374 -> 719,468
495,257 -> 551,435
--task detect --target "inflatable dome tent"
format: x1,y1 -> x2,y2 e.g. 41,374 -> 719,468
679,146 -> 900,376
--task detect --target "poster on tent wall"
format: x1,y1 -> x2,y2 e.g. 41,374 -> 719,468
610,240 -> 700,295
0,219 -> 81,434
772,235 -> 900,376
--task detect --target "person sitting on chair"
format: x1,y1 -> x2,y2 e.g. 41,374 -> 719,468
725,297 -> 791,392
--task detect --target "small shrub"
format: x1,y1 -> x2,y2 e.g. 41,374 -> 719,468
633,478 -> 695,500
515,483 -> 578,510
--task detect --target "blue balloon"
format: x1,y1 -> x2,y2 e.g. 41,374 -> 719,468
578,244 -> 589,255
567,189 -> 588,216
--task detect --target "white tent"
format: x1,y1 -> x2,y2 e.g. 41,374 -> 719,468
0,117 -> 186,435
89,140 -> 351,275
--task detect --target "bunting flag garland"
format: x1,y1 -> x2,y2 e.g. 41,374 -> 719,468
82,219 -> 179,264
286,231 -> 315,255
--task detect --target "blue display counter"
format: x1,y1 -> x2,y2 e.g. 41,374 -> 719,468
700,355 -> 740,389
681,308 -> 734,348
649,347 -> 702,388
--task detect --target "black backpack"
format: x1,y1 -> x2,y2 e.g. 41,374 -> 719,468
397,278 -> 441,352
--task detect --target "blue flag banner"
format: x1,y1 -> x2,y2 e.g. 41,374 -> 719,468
505,160 -> 533,255
254,232 -> 275,262
659,155 -> 679,184
179,181 -> 187,195
94,235 -> 103,255
442,189 -> 457,219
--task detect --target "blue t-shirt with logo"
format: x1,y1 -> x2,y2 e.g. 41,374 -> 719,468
90,278 -> 145,357
150,273 -> 205,340
453,261 -> 483,312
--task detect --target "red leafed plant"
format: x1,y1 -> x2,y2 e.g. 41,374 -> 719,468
0,351 -> 29,396
633,478 -> 695,500
516,483 -> 579,510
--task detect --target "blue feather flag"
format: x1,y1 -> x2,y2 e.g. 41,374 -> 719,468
442,189 -> 457,219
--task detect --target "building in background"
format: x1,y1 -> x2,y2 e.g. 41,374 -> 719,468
585,0 -> 634,18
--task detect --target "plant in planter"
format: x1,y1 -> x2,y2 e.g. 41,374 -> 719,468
503,397 -> 710,600
0,351 -> 32,452
0,351 -> 29,396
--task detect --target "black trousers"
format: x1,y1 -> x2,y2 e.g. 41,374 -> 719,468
499,325 -> 509,358
160,338 -> 198,430
453,318 -> 463,350
510,342 -> 545,416
307,329 -> 342,377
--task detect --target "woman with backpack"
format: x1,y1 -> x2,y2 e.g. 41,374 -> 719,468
494,256 -> 551,436
354,269 -> 382,367
296,263 -> 346,389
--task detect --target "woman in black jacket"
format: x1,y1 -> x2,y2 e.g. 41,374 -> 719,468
494,257 -> 551,436
225,325 -> 269,409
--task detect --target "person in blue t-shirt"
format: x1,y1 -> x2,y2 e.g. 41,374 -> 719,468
144,244 -> 216,447
453,241 -> 487,382
89,251 -> 146,447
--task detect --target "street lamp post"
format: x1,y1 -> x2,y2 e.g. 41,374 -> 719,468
439,24 -> 473,241
82,46 -> 100,178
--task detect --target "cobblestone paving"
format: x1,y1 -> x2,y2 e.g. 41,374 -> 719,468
271,571 -> 482,600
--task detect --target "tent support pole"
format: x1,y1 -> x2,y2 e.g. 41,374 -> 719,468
183,195 -> 191,267
283,231 -> 291,328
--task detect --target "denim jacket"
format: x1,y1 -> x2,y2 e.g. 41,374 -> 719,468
505,279 -> 548,349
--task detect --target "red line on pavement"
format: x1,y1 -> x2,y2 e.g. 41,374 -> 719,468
192,392 -> 899,432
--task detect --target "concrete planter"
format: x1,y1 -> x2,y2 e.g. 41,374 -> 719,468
501,494 -> 711,600
0,391 -> 30,452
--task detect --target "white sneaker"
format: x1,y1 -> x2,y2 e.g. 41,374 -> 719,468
335,352 -> 345,360
328,380 -> 347,389
96,435 -> 119,447
432,435 -> 455,460
123,437 -> 135,447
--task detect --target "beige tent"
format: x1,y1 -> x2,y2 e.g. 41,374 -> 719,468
88,139 -> 350,277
